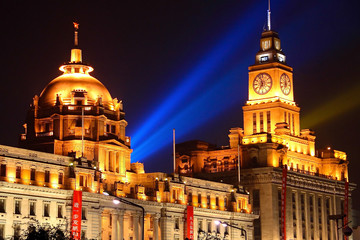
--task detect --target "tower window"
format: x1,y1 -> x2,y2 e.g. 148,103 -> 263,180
292,114 -> 295,134
267,111 -> 271,132
253,113 -> 257,134
0,199 -> 5,213
260,112 -> 264,132
260,55 -> 269,62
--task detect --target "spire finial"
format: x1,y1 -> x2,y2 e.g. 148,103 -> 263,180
267,0 -> 271,31
73,22 -> 79,47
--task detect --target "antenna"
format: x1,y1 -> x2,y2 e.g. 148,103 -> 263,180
267,0 -> 271,31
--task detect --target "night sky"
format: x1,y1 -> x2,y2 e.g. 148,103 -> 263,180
0,1 -> 359,209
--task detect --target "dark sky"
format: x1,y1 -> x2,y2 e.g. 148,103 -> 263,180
0,1 -> 359,208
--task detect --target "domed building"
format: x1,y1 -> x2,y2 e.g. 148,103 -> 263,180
0,24 -> 258,240
20,25 -> 132,180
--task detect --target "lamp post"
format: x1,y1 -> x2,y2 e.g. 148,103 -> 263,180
215,220 -> 247,240
104,192 -> 145,240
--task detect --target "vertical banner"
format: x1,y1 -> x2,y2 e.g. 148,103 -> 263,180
186,205 -> 194,239
281,165 -> 287,240
71,190 -> 82,240
344,180 -> 349,240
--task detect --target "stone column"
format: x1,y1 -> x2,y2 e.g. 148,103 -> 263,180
112,213 -> 118,240
119,210 -> 124,240
133,213 -> 140,240
153,214 -> 160,240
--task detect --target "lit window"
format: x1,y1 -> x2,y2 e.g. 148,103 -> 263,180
260,55 -> 269,62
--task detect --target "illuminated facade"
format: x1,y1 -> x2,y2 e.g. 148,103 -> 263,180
0,25 -> 257,240
176,25 -> 355,239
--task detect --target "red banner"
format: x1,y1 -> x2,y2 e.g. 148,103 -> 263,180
186,206 -> 194,239
281,165 -> 287,240
344,180 -> 349,240
71,190 -> 82,240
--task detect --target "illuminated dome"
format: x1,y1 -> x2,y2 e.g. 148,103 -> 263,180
38,23 -> 116,110
38,70 -> 114,109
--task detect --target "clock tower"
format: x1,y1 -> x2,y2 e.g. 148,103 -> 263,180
243,28 -> 300,136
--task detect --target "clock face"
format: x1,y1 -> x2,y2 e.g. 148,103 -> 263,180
280,73 -> 291,95
253,73 -> 272,95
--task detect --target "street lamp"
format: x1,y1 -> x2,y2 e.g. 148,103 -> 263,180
104,192 -> 145,240
215,220 -> 247,240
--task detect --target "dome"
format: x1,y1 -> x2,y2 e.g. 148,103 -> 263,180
38,72 -> 114,109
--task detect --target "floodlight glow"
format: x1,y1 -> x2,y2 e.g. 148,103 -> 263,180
113,199 -> 121,205
130,3 -> 269,162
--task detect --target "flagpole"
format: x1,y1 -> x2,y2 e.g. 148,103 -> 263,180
81,107 -> 84,157
237,144 -> 241,185
173,128 -> 176,173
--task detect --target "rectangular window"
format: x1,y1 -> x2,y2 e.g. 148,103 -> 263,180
253,113 -> 257,134
45,170 -> 50,183
58,172 -> 63,185
82,208 -> 86,220
207,221 -> 212,232
16,166 -> 21,179
292,114 -> 295,134
284,112 -> 287,123
15,200 -> 21,214
174,218 -> 180,229
207,195 -> 211,206
0,199 -> 5,213
224,197 -> 227,209
110,214 -> 112,226
215,197 -> 219,207
80,175 -> 84,187
111,125 -> 116,133
260,112 -> 264,132
198,220 -> 203,231
57,205 -> 63,218
44,203 -> 50,217
198,194 -> 202,206
30,168 -> 36,181
0,164 -> 5,177
267,111 -> 271,132
188,193 -> 192,203
30,202 -> 36,216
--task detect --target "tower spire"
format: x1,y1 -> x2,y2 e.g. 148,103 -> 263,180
73,22 -> 79,47
70,22 -> 82,63
267,0 -> 271,31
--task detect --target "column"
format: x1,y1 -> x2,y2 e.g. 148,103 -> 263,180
153,214 -> 160,240
112,213 -> 118,240
118,210 -> 124,240
133,213 -> 140,240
